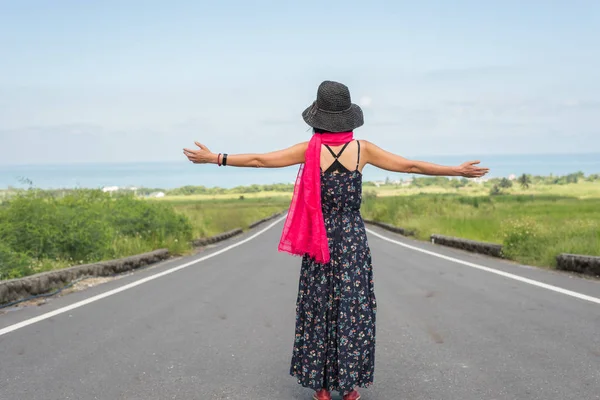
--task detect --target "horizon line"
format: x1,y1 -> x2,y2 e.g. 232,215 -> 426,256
2,151 -> 600,168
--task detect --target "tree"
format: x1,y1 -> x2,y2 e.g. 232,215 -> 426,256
586,174 -> 600,182
499,178 -> 513,189
489,185 -> 503,196
518,174 -> 532,189
450,179 -> 463,189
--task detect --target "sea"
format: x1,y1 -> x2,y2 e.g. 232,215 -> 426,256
1,153 -> 599,190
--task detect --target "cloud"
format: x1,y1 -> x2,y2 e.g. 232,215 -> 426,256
359,96 -> 373,108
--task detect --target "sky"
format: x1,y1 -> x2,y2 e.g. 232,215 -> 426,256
0,0 -> 599,165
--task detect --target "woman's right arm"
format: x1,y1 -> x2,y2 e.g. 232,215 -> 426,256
362,141 -> 489,178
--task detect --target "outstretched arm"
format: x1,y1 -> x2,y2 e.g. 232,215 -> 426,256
362,141 -> 489,178
183,141 -> 309,168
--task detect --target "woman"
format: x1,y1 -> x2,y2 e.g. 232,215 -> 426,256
184,81 -> 489,400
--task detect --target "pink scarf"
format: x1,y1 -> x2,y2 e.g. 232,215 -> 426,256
278,132 -> 354,264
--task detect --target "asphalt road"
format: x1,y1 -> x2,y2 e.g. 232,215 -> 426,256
1,216 -> 599,400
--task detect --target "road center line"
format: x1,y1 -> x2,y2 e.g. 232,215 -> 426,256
0,215 -> 288,337
366,228 -> 600,306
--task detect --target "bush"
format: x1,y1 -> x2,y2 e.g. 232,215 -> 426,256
0,192 -> 107,261
107,195 -> 193,242
0,190 -> 195,279
502,218 -> 540,258
490,185 -> 503,196
0,242 -> 33,280
499,178 -> 513,188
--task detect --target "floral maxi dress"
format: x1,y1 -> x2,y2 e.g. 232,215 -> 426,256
290,142 -> 377,395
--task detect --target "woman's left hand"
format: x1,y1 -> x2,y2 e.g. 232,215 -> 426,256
183,142 -> 215,164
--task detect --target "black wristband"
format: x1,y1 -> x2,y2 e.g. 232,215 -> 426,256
222,153 -> 228,166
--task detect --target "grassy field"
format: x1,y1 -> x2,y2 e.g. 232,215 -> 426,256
157,197 -> 289,238
158,179 -> 600,268
155,180 -> 600,201
366,180 -> 600,198
158,191 -> 293,202
362,194 -> 600,267
1,176 -> 597,280
361,178 -> 600,268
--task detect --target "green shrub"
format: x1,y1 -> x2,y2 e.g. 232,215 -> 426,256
501,218 -> 542,263
0,190 -> 196,279
0,242 -> 33,280
0,191 -> 114,261
108,195 -> 193,242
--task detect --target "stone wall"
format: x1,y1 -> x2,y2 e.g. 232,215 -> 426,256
430,234 -> 504,258
363,219 -> 415,236
192,229 -> 243,247
248,212 -> 283,229
0,249 -> 169,305
556,253 -> 600,277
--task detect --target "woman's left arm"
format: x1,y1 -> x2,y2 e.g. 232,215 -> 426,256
183,141 -> 309,168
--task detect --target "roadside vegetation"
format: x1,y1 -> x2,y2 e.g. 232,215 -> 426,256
164,197 -> 289,238
1,172 -> 598,279
362,172 -> 600,267
0,190 -> 286,280
362,194 -> 600,267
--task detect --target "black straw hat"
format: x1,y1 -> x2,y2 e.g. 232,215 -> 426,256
302,81 -> 364,132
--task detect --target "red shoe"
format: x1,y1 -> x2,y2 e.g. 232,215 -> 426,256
343,390 -> 361,400
313,389 -> 332,400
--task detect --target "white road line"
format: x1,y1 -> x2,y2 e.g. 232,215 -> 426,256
366,228 -> 600,306
0,215 -> 287,337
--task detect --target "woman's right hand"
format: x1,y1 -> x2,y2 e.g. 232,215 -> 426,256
456,161 -> 489,178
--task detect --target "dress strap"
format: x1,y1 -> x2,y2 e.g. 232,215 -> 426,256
356,140 -> 361,170
324,142 -> 350,158
323,144 -> 338,158
336,142 -> 350,158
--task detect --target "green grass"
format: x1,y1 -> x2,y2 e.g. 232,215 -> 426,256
1,177 -> 598,279
368,181 -> 600,198
362,194 -> 600,268
0,191 -> 289,281
158,191 -> 293,201
0,190 -> 195,280
159,197 -> 290,238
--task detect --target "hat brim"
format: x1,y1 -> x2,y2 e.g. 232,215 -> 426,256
302,103 -> 364,132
